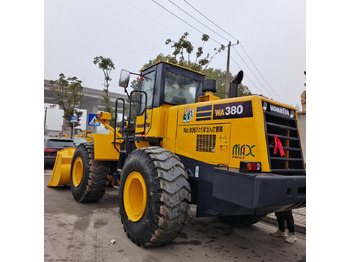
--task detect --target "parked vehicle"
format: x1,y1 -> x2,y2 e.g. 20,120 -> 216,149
73,137 -> 88,146
44,137 -> 76,166
75,130 -> 93,142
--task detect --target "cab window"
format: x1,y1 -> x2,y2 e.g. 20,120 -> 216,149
164,71 -> 197,105
139,71 -> 155,114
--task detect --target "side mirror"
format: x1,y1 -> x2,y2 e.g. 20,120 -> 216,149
119,70 -> 130,88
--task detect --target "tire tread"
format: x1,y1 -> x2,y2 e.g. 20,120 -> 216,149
120,146 -> 191,247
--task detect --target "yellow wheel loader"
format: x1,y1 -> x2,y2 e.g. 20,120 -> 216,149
47,61 -> 306,247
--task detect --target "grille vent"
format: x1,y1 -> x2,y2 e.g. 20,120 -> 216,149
263,102 -> 305,175
196,134 -> 216,153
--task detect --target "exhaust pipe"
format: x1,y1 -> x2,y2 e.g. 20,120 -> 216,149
229,70 -> 244,98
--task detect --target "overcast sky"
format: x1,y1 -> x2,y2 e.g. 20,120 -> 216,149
45,0 -> 305,109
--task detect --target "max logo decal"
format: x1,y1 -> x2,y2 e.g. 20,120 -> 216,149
183,106 -> 194,123
232,144 -> 255,159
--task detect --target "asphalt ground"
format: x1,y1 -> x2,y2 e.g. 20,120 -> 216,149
44,169 -> 306,262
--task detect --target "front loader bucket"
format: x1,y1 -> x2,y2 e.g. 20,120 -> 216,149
47,147 -> 76,187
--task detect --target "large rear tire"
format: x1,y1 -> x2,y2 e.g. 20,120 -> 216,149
119,146 -> 191,247
70,143 -> 108,203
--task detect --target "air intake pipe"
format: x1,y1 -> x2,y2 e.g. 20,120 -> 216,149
229,70 -> 244,98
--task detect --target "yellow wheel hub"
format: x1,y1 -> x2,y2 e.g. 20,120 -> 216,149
72,157 -> 83,187
124,172 -> 147,222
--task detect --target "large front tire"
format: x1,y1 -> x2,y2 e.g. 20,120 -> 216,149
70,143 -> 108,203
119,146 -> 191,247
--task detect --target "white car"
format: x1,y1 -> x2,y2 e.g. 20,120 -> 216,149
73,137 -> 88,146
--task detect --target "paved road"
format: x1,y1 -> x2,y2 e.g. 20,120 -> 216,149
44,170 -> 306,262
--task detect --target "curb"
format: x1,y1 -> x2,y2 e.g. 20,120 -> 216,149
262,216 -> 306,234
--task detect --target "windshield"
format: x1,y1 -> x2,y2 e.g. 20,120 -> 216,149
164,71 -> 198,105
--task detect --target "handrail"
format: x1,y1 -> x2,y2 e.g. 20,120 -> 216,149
114,98 -> 126,153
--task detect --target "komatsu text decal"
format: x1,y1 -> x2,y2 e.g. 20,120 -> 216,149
269,104 -> 290,116
213,101 -> 253,119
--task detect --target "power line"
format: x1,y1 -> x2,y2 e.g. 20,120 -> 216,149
239,43 -> 284,101
167,0 -> 231,43
182,0 -> 285,101
229,55 -> 265,96
151,0 -> 222,45
232,46 -> 276,99
123,0 -> 180,37
152,0 -> 284,101
182,0 -> 239,42
164,0 -> 273,98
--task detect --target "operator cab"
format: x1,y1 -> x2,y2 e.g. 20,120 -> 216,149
118,61 -> 207,142
138,61 -> 205,113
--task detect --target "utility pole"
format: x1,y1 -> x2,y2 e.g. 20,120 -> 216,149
225,41 -> 239,98
225,41 -> 231,98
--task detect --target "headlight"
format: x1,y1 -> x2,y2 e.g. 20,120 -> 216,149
290,110 -> 295,118
262,101 -> 268,111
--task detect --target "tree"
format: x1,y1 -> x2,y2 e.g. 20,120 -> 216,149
165,32 -> 225,71
130,32 -> 252,100
204,68 -> 252,99
130,56 -> 252,100
238,83 -> 252,97
93,56 -> 116,126
50,73 -> 83,137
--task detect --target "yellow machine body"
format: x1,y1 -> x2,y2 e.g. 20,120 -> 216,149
135,95 -> 299,172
